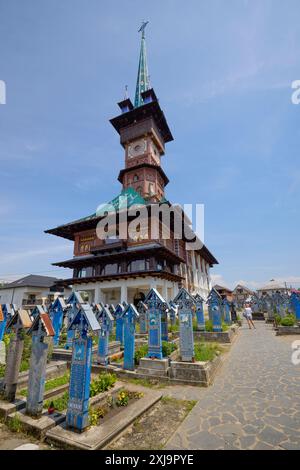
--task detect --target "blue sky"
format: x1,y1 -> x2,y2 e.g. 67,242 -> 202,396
0,0 -> 299,289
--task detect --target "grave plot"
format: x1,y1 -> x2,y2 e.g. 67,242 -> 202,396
106,396 -> 197,451
7,372 -> 121,439
45,384 -> 162,450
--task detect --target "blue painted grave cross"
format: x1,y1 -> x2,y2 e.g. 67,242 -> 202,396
280,293 -> 288,317
115,303 -> 125,345
161,303 -> 169,342
108,304 -> 116,319
26,311 -> 55,417
66,304 -> 100,432
272,292 -> 282,315
49,297 -> 67,346
30,305 -> 46,321
0,305 -> 8,342
250,295 -> 259,313
0,305 -> 15,338
207,288 -> 222,332
95,306 -> 114,365
222,297 -> 232,325
290,291 -> 300,320
122,304 -> 139,371
174,288 -> 195,362
193,294 -> 205,331
169,304 -> 177,327
65,292 -> 85,350
137,301 -> 148,334
1,309 -> 32,402
144,288 -> 167,360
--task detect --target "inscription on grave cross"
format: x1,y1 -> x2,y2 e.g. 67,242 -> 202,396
26,312 -> 55,417
49,297 -> 66,346
174,288 -> 195,362
290,291 -> 300,320
115,303 -> 125,344
207,288 -> 222,332
144,289 -> 167,360
66,304 -> 100,432
1,310 -> 32,402
222,297 -> 232,325
137,301 -> 148,334
123,304 -> 139,370
65,292 -> 84,349
96,306 -> 114,365
194,294 -> 205,331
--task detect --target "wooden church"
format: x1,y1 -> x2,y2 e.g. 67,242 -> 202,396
45,24 -> 218,306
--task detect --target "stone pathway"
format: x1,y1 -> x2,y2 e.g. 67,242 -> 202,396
164,322 -> 300,450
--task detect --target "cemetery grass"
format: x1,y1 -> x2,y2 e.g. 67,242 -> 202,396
106,396 -> 197,450
89,389 -> 144,426
194,342 -> 223,362
0,333 -> 31,377
19,372 -> 70,397
43,372 -> 117,412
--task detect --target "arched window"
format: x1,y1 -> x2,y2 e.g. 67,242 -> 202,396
133,174 -> 139,182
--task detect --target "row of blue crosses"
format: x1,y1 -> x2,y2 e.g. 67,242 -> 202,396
246,291 -> 300,319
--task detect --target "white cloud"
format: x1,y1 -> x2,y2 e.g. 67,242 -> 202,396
211,273 -> 231,289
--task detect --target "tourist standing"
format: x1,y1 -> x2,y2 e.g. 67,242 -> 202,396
243,303 -> 256,329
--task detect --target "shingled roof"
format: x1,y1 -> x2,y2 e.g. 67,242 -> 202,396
0,275 -> 63,289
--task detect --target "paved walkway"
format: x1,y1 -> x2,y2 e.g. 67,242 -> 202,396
164,322 -> 300,450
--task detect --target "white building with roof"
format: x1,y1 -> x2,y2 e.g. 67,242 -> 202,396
0,275 -> 72,308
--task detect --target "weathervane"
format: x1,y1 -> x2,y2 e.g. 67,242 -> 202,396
138,20 -> 149,38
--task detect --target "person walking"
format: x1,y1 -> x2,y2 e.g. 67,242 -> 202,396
243,303 -> 256,329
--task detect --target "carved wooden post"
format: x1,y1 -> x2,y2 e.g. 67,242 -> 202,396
174,288 -> 195,362
49,297 -> 67,346
137,301 -> 148,334
95,306 -> 114,365
207,288 -> 222,332
66,304 -> 100,432
1,310 -> 32,402
26,311 -> 55,417
144,289 -> 167,360
65,292 -> 84,350
123,304 -> 139,371
194,294 -> 205,331
115,303 -> 125,345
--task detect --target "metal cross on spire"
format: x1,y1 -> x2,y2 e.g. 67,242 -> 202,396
138,20 -> 149,38
134,21 -> 150,108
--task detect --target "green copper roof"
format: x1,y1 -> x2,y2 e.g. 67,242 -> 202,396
134,23 -> 150,108
96,187 -> 146,216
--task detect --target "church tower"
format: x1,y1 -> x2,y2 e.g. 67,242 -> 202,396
110,22 -> 173,202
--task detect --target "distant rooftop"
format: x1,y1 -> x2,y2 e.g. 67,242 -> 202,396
213,284 -> 233,293
257,280 -> 287,291
0,274 -> 64,289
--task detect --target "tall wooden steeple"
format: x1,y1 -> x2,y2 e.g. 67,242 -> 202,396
110,22 -> 173,203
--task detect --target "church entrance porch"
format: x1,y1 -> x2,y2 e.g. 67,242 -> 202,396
73,278 -> 179,305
